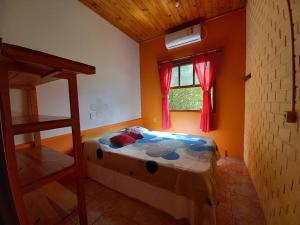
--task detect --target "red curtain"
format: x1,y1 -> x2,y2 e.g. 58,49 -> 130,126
158,63 -> 173,129
193,56 -> 216,132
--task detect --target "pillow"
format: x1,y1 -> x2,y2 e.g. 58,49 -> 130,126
127,132 -> 144,139
126,126 -> 148,133
98,132 -> 122,145
126,126 -> 144,139
110,134 -> 136,147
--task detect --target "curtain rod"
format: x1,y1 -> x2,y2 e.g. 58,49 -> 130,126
158,48 -> 222,65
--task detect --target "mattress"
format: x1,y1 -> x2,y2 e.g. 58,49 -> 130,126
83,127 -> 220,225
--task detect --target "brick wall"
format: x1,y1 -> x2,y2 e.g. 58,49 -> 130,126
245,0 -> 300,225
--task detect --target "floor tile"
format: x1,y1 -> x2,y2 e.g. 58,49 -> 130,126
66,157 -> 266,225
94,212 -> 139,225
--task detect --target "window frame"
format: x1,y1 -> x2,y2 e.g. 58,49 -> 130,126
169,60 -> 216,112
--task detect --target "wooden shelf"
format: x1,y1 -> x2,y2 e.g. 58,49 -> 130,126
0,39 -> 90,225
1,41 -> 96,75
16,146 -> 75,194
23,182 -> 78,225
13,115 -> 72,135
9,72 -> 61,88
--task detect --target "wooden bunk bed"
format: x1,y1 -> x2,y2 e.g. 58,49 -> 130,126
0,38 -> 96,225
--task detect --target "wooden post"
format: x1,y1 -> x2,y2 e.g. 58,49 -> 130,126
67,76 -> 88,225
0,69 -> 29,225
27,87 -> 42,147
0,117 -> 21,225
28,87 -> 41,147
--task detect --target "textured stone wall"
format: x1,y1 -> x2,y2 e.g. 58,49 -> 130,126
245,0 -> 300,225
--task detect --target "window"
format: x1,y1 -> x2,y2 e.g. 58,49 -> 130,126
169,61 -> 214,111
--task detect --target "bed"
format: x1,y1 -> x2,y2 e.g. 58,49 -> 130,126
83,127 -> 220,225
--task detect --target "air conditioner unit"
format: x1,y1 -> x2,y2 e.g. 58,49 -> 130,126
165,24 -> 201,49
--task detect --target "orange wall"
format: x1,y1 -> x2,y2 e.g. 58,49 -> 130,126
140,10 -> 246,158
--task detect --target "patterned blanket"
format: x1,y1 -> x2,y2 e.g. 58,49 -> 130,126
84,127 -> 220,225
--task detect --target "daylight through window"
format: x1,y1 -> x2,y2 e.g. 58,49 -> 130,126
169,62 -> 214,111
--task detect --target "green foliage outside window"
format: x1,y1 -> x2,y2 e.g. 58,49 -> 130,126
169,62 -> 203,110
169,87 -> 203,110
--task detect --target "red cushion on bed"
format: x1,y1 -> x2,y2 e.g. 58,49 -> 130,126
127,132 -> 144,139
110,134 -> 136,146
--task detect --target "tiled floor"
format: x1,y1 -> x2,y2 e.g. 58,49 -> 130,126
66,157 -> 266,225
215,157 -> 266,225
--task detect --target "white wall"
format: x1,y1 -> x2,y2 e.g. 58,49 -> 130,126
0,0 -> 141,140
9,89 -> 32,144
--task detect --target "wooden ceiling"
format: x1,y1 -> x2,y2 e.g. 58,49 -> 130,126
80,0 -> 246,42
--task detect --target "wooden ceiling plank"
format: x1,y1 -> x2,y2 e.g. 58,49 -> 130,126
149,0 -> 173,30
181,0 -> 194,22
106,0 -> 159,38
136,0 -> 166,30
80,0 -> 141,40
195,0 -> 205,18
94,0 -> 150,40
118,0 -> 157,37
187,0 -> 199,20
120,0 -> 170,40
158,1 -> 180,29
79,0 -> 246,42
164,1 -> 183,26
